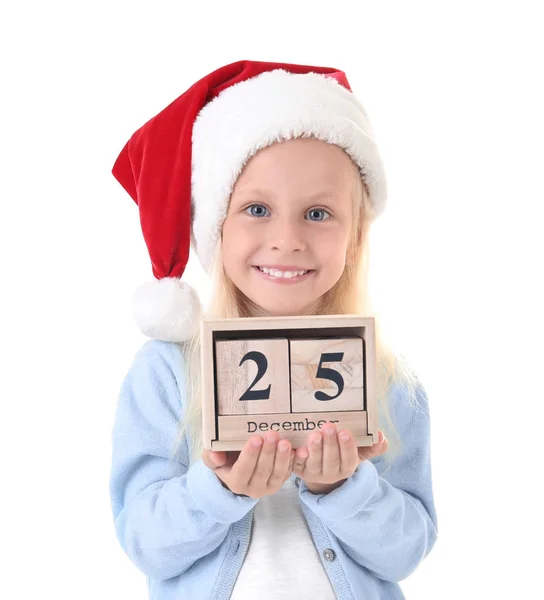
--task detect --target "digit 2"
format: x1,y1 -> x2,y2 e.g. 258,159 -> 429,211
239,351 -> 271,401
314,352 -> 345,401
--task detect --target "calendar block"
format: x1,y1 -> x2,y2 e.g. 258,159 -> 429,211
290,337 -> 364,413
215,338 -> 290,415
201,315 -> 377,451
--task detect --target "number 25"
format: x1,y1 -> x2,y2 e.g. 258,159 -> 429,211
238,351 -> 345,401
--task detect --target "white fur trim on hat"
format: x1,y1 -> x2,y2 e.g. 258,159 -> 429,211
132,277 -> 202,342
191,69 -> 388,273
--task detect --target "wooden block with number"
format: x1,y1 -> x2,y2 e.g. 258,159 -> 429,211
215,338 -> 290,415
290,337 -> 364,413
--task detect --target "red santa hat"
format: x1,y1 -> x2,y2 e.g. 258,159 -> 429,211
112,59 -> 388,342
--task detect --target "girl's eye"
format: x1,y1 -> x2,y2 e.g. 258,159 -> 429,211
245,204 -> 270,217
306,208 -> 331,221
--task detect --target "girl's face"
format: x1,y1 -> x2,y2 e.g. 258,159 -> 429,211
221,137 -> 358,316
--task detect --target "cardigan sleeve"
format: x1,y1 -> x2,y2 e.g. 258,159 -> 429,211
298,375 -> 438,582
108,340 -> 257,581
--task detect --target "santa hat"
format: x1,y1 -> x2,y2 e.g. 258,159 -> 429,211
112,59 -> 387,342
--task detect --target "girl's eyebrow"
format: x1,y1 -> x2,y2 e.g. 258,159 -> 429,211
234,188 -> 341,201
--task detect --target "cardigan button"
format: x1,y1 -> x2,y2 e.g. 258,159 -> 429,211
294,477 -> 301,488
323,548 -> 336,562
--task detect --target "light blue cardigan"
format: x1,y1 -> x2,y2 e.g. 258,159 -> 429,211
109,340 -> 438,599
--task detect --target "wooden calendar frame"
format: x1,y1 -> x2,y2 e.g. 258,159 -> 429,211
201,314 -> 377,451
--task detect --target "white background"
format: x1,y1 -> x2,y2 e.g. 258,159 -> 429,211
1,1 -> 542,598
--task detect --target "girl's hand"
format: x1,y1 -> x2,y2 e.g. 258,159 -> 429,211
292,423 -> 388,494
202,431 -> 295,499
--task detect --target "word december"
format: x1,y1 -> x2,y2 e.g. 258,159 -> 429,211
247,418 -> 340,433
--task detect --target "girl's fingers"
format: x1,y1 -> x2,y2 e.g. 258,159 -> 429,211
357,430 -> 388,461
322,423 -> 341,474
293,446 -> 308,474
224,428 -> 386,492
288,449 -> 296,474
248,432 -> 280,486
201,449 -> 215,471
209,450 -> 228,467
338,429 -> 357,471
231,436 -> 265,486
285,448 -> 296,479
268,439 -> 293,486
202,449 -> 230,470
305,431 -> 323,475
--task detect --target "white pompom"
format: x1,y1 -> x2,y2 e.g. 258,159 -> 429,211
132,277 -> 202,342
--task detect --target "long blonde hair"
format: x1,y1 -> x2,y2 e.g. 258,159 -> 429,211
171,150 -> 421,470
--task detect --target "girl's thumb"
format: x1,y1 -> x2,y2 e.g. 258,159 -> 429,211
210,451 -> 227,466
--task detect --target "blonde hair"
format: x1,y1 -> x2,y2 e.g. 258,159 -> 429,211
171,147 -> 421,471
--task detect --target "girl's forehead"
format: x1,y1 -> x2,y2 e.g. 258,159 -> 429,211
233,140 -> 357,195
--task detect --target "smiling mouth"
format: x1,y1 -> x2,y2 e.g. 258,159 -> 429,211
254,266 -> 314,280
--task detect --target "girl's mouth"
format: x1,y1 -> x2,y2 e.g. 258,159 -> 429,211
253,266 -> 315,283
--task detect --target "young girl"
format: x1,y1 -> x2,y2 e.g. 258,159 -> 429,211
109,60 -> 438,600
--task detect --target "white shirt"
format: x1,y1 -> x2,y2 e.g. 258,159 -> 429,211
230,477 -> 336,599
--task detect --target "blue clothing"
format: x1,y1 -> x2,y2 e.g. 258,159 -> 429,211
109,340 -> 438,599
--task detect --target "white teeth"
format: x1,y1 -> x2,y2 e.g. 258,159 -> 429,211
258,267 -> 308,278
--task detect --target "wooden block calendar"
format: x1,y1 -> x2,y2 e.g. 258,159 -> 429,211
201,315 -> 378,451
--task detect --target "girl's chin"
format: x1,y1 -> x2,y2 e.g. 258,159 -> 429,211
252,299 -> 319,317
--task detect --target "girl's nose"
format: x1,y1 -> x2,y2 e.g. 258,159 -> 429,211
267,217 -> 307,252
